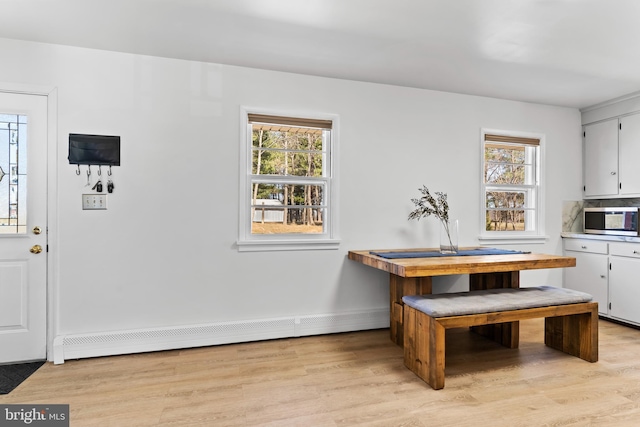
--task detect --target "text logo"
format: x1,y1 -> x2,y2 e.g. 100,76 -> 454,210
0,405 -> 69,427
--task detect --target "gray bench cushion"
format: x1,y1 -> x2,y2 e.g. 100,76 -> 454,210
402,286 -> 593,318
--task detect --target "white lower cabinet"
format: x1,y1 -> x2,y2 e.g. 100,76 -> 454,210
563,239 -> 609,316
564,238 -> 640,327
609,242 -> 640,325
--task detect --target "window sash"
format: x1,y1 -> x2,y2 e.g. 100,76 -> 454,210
251,125 -> 330,177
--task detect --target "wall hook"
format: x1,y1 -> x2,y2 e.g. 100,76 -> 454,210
76,165 -> 81,175
108,165 -> 112,176
98,165 -> 102,176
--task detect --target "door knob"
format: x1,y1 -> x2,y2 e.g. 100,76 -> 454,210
33,226 -> 42,235
30,245 -> 42,254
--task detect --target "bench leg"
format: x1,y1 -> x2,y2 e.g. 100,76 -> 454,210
544,307 -> 598,362
404,306 -> 446,389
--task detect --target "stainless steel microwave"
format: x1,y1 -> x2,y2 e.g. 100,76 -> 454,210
584,207 -> 639,236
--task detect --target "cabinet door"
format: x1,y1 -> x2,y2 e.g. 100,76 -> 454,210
584,119 -> 619,197
564,251 -> 608,315
619,113 -> 640,195
609,256 -> 640,325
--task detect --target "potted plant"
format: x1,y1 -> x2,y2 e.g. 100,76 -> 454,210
408,186 -> 458,254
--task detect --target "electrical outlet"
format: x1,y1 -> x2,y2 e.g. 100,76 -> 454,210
82,194 -> 107,210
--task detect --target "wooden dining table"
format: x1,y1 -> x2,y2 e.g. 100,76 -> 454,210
348,248 -> 576,347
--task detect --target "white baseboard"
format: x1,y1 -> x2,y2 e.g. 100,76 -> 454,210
52,308 -> 389,364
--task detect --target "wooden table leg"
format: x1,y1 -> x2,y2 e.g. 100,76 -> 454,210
469,271 -> 520,348
469,271 -> 519,291
389,274 -> 432,346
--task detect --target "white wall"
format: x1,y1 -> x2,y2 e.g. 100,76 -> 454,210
0,38 -> 583,352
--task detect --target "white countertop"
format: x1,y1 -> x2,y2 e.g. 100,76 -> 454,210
561,232 -> 640,243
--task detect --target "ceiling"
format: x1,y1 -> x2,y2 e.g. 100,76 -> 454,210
1,0 -> 639,109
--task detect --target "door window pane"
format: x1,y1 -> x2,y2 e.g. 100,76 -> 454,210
0,114 -> 27,234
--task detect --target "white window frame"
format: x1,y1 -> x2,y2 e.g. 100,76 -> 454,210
237,106 -> 340,252
479,128 -> 547,245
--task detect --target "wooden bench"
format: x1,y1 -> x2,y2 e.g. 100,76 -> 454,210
402,286 -> 598,390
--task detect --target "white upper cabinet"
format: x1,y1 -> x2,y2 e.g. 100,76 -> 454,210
619,113 -> 640,195
583,112 -> 640,198
583,118 -> 619,198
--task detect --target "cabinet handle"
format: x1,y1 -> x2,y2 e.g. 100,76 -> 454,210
600,275 -> 606,279
581,245 -> 587,249
634,250 -> 640,255
611,171 -> 617,175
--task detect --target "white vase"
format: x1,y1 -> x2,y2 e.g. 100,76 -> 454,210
440,219 -> 459,254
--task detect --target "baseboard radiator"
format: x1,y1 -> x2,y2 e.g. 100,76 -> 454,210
52,308 -> 389,364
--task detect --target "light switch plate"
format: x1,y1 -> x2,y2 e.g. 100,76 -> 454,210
82,194 -> 107,210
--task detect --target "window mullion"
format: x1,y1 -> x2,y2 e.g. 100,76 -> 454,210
251,175 -> 328,185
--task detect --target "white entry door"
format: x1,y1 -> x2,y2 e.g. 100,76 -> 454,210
0,92 -> 48,363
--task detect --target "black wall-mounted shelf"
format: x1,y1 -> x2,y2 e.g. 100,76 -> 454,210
68,134 -> 120,166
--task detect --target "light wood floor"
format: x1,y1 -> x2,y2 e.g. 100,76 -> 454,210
3,318 -> 640,426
